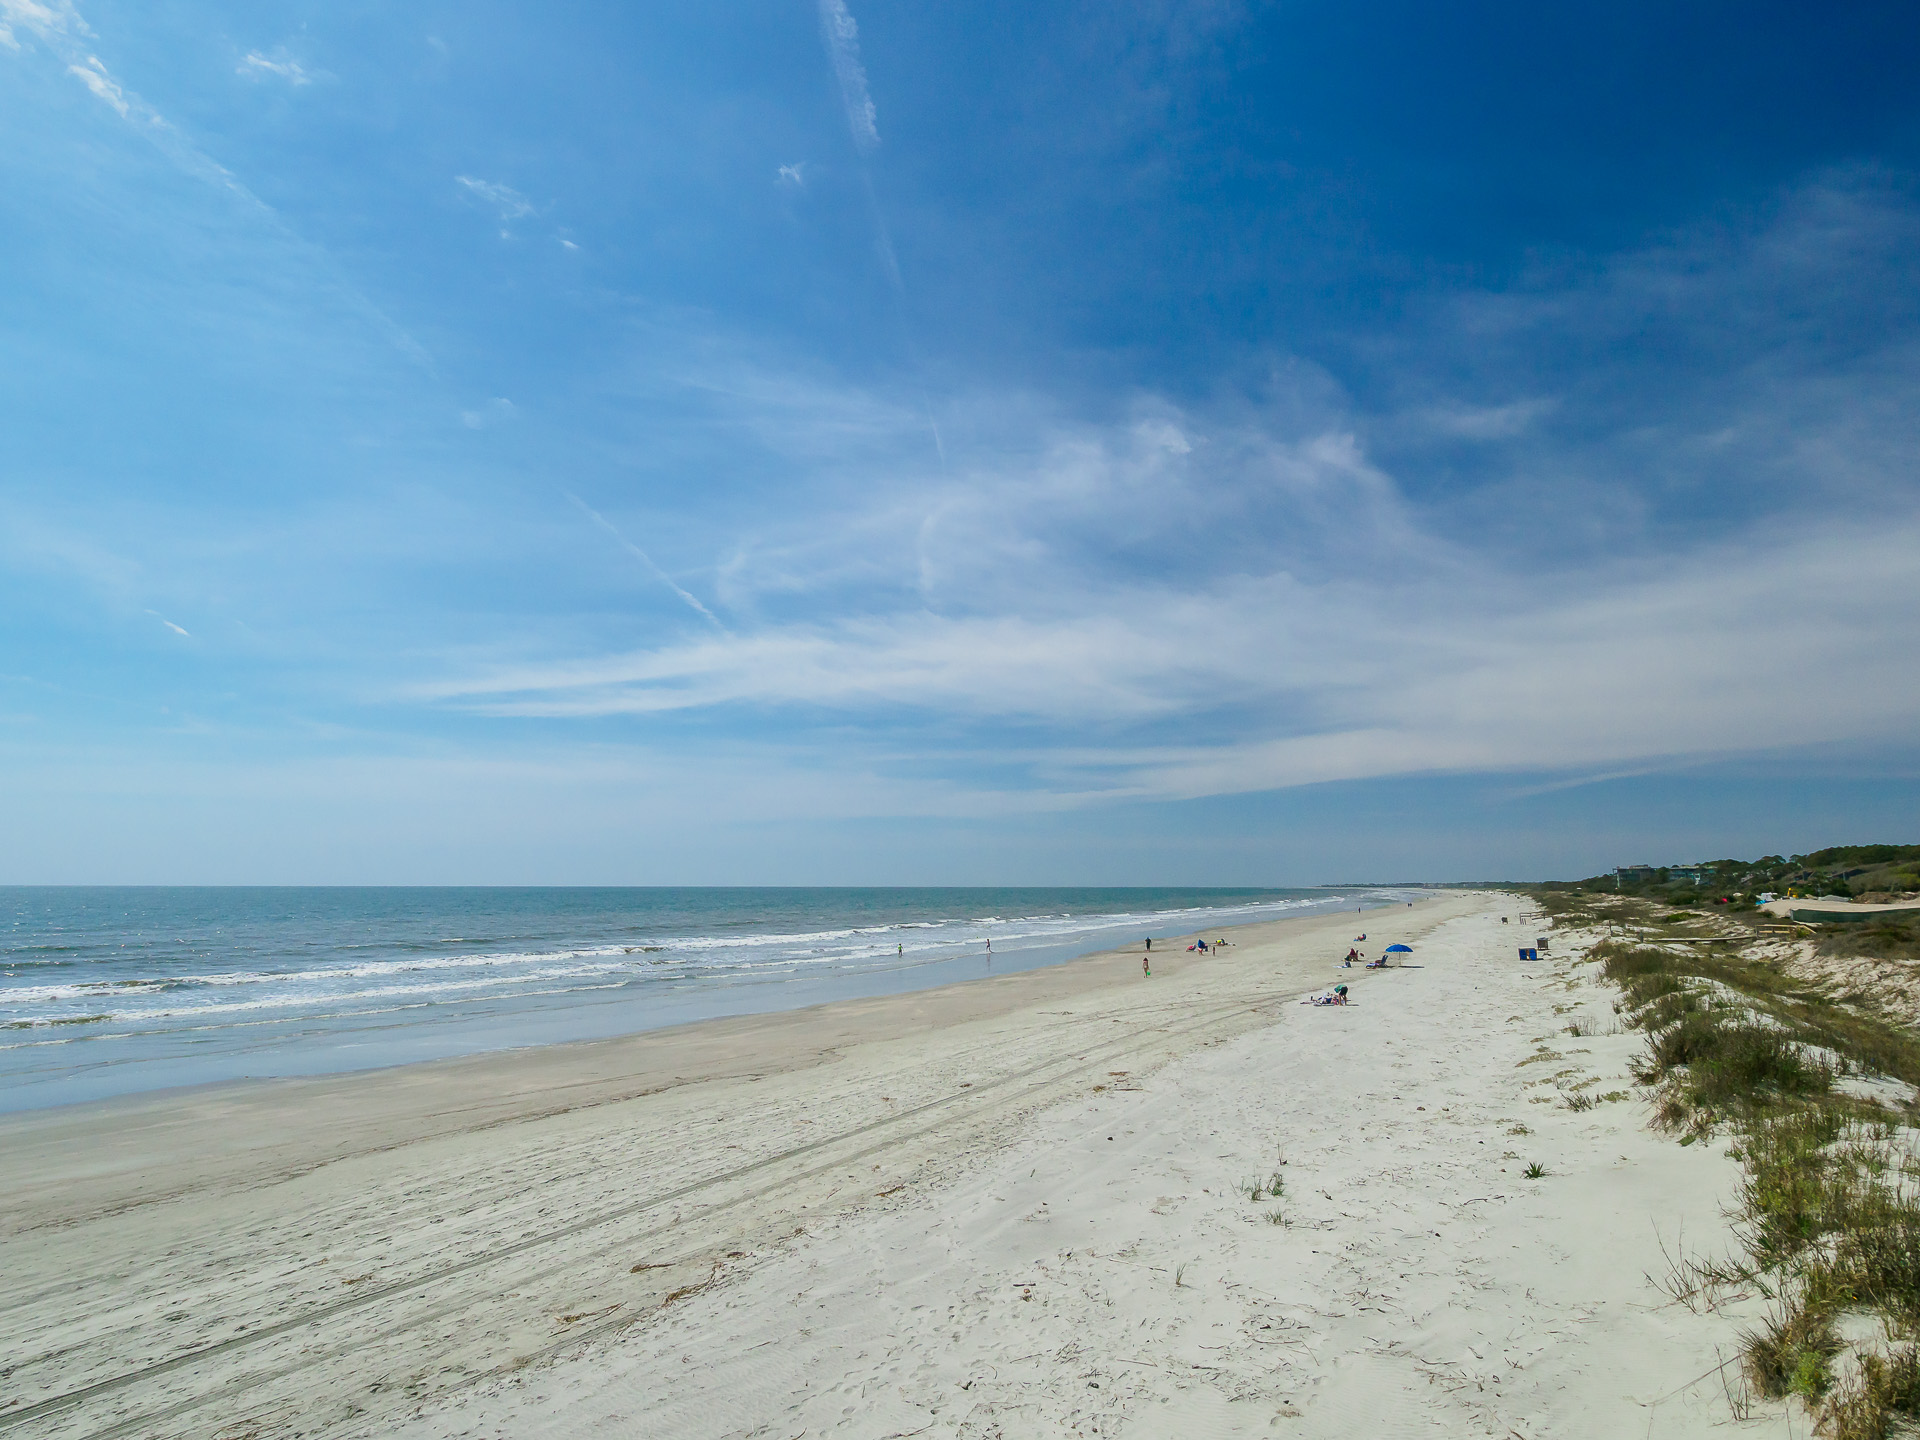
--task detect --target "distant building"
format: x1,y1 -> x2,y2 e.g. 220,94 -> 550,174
1616,863 -> 1712,887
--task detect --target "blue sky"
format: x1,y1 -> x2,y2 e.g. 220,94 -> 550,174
3,0 -> 1918,884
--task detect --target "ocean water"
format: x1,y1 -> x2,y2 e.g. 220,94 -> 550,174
0,886 -> 1417,1112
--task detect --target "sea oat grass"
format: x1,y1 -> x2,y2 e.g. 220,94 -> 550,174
1544,896 -> 1920,1428
1822,1344 -> 1920,1440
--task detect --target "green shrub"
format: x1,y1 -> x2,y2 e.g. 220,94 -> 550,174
1642,1013 -> 1833,1108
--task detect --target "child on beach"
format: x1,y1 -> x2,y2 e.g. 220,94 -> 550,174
1142,954 -> 1151,978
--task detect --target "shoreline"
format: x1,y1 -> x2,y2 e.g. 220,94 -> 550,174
0,898 -> 1431,1228
1,894 -> 1475,1439
0,888 -> 1421,1117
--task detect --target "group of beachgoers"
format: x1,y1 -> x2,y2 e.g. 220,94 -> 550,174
1137,933 -> 1233,978
1132,903 -> 1420,1004
1339,932 -> 1388,971
1134,922 -> 1404,1006
1308,929 -> 1411,1005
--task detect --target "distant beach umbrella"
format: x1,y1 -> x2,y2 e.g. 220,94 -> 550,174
1384,944 -> 1412,953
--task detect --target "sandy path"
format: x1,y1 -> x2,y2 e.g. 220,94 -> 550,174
381,899 -> 1770,1440
0,899 -> 1471,1440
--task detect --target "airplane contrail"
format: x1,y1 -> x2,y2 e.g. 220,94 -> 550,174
816,0 -> 947,470
566,493 -> 727,631
818,0 -> 880,155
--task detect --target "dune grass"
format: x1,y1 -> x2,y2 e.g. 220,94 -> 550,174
1557,906 -> 1920,1435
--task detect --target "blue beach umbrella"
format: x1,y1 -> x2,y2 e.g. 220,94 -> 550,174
1384,944 -> 1412,953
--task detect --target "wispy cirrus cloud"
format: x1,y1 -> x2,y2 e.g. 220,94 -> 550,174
64,51 -> 127,115
0,0 -> 87,52
407,169 -> 1920,811
237,49 -> 311,85
455,174 -> 536,221
418,490 -> 1920,805
0,1 -> 161,125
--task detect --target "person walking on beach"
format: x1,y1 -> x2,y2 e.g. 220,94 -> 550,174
1142,953 -> 1151,978
1145,936 -> 1152,952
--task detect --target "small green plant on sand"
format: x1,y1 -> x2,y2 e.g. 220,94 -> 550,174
1522,1161 -> 1547,1179
1241,1171 -> 1286,1202
1791,1349 -> 1832,1401
1240,1153 -> 1287,1202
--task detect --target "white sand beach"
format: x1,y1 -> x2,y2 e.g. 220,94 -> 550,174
1,893 -> 1767,1439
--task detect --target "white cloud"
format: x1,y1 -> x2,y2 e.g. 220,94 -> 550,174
0,0 -> 88,51
419,494 -> 1920,804
66,53 -> 126,115
778,162 -> 807,188
410,176 -> 1920,809
6,1 -> 262,191
0,1 -> 155,122
817,0 -> 880,155
237,50 -> 311,85
144,609 -> 190,638
455,175 -> 536,221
